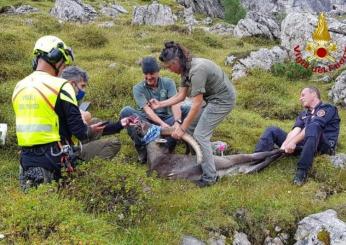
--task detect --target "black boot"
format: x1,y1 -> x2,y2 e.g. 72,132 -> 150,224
293,169 -> 307,186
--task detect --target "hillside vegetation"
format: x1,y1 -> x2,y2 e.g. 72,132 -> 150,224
0,0 -> 346,244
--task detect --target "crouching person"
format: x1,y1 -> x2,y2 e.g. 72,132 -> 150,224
60,66 -> 128,162
13,36 -> 106,191
120,56 -> 190,163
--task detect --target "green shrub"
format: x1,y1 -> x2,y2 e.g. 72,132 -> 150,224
237,69 -> 301,120
272,62 -> 313,81
222,0 -> 246,25
71,27 -> 109,48
0,185 -> 114,243
60,158 -> 156,227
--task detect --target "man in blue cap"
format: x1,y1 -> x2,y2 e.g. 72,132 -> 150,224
120,56 -> 190,163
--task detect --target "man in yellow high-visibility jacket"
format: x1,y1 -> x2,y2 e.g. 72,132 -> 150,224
12,35 -> 105,190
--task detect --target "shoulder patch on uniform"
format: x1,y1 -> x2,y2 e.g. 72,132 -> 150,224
317,109 -> 326,117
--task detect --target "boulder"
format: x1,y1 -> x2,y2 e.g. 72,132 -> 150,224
181,235 -> 205,245
240,0 -> 346,17
132,1 -> 175,26
330,153 -> 346,168
50,0 -> 97,22
294,209 -> 346,245
177,0 -> 224,19
100,3 -> 127,17
232,46 -> 288,80
234,11 -> 280,40
233,231 -> 251,245
0,5 -> 39,14
208,23 -> 235,36
329,70 -> 346,106
184,7 -> 198,33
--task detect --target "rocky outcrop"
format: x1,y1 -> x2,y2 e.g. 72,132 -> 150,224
232,46 -> 288,80
281,12 -> 346,59
234,11 -> 280,40
184,7 -> 198,33
132,1 -> 175,26
100,3 -> 127,17
50,0 -> 97,22
329,70 -> 346,106
294,209 -> 346,244
177,0 -> 224,19
208,23 -> 235,36
330,153 -> 346,168
240,0 -> 346,16
0,5 -> 39,14
233,231 -> 251,245
181,235 -> 205,245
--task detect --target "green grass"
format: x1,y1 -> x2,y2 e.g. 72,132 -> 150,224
0,1 -> 346,244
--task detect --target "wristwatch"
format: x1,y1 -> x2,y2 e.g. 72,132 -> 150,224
175,119 -> 183,124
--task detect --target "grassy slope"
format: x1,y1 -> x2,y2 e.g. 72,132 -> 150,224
0,0 -> 346,244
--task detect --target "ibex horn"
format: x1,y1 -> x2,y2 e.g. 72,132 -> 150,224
160,127 -> 203,164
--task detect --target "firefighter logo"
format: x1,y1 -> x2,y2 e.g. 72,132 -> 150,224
306,13 -> 337,62
293,12 -> 346,73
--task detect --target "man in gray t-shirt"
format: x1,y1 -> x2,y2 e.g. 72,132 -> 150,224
120,57 -> 190,163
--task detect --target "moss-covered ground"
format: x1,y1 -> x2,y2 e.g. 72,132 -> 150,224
0,1 -> 345,244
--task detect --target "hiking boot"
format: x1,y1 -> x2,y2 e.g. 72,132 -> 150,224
19,166 -> 55,192
293,169 -> 307,186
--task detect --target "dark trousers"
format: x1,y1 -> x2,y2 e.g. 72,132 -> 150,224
120,104 -> 190,151
254,124 -> 332,171
21,142 -> 62,171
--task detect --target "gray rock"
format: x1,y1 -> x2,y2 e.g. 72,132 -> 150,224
274,226 -> 282,233
184,7 -> 198,33
15,5 -> 39,14
234,11 -> 280,40
330,153 -> 346,168
50,0 -> 97,22
0,234 -> 4,240
240,0 -> 346,17
208,23 -> 235,36
280,12 -> 346,60
294,209 -> 346,245
202,17 -> 213,26
181,235 -> 206,245
233,231 -> 251,245
0,5 -> 39,14
177,0 -> 224,19
132,1 -> 175,26
232,46 -> 288,80
329,71 -> 346,106
264,236 -> 284,245
225,55 -> 236,66
100,3 -> 127,17
315,75 -> 332,83
98,21 -> 114,28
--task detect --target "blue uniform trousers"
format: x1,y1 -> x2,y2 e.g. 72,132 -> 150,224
255,124 -> 332,171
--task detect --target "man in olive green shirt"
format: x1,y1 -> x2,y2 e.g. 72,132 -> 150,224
120,57 -> 190,163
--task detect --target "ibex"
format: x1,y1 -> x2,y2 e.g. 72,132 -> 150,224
132,120 -> 284,180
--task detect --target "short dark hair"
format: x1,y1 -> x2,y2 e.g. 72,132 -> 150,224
61,66 -> 89,83
303,86 -> 321,99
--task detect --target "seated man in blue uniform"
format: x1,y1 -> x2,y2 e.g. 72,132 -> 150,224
254,86 -> 340,185
120,56 -> 190,163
